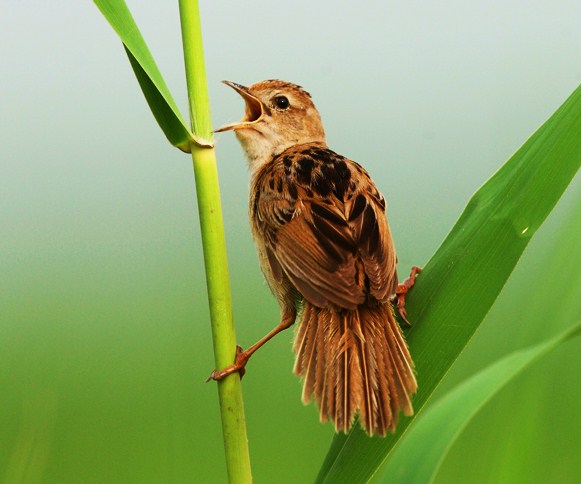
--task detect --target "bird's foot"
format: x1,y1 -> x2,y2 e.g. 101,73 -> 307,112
206,345 -> 248,382
393,266 -> 422,327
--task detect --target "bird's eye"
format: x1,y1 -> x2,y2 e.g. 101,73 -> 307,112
273,95 -> 290,110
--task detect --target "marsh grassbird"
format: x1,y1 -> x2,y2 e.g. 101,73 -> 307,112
212,79 -> 420,436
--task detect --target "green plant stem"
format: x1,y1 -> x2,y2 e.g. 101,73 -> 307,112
179,0 -> 212,142
178,1 -> 252,482
190,146 -> 252,483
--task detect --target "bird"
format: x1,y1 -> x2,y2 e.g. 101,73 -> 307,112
212,79 -> 419,436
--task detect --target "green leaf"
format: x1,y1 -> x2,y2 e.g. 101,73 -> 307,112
372,322 -> 581,483
94,0 -> 201,152
430,180 -> 581,482
316,86 -> 581,483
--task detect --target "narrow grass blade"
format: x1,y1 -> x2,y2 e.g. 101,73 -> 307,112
316,86 -> 581,483
94,0 -> 198,152
373,322 -> 581,483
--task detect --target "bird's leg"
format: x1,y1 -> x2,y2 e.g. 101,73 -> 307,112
207,308 -> 296,382
393,266 -> 422,327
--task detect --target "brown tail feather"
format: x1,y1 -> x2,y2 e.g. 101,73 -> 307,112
294,301 -> 417,436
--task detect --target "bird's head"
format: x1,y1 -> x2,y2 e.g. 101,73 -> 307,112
215,79 -> 327,169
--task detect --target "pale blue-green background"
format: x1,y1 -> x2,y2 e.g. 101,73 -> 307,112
1,1 -> 580,482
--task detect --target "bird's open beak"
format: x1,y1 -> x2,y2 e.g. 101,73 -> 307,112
214,81 -> 266,133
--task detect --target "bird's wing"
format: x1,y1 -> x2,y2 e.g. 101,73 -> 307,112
347,189 -> 398,302
254,157 -> 397,309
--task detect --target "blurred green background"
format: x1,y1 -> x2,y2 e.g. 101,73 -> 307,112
1,1 -> 580,482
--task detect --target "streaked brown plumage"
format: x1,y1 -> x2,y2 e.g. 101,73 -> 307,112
212,79 -> 418,435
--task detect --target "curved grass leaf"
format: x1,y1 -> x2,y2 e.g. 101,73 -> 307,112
316,86 -> 581,483
94,0 -> 199,152
372,322 -> 581,483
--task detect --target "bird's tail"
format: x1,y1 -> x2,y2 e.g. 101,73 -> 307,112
293,301 -> 417,435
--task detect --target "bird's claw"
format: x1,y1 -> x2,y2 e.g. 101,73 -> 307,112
206,345 -> 248,382
393,266 -> 422,327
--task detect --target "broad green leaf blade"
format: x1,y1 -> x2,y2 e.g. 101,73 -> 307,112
316,86 -> 581,483
373,322 -> 581,483
427,182 -> 581,482
94,0 -> 197,152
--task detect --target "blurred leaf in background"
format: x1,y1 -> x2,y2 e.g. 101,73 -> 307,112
374,322 -> 580,483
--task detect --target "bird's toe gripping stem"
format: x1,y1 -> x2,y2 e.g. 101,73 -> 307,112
206,345 -> 248,382
393,265 -> 422,326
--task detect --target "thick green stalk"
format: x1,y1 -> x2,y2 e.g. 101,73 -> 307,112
190,146 -> 252,483
178,1 -> 252,482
